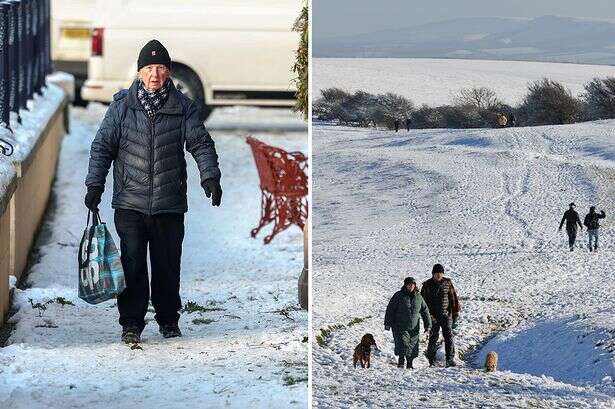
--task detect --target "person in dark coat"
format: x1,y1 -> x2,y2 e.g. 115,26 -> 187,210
84,40 -> 222,344
583,206 -> 606,252
405,117 -> 411,131
559,202 -> 583,251
384,277 -> 431,369
421,264 -> 460,367
508,113 -> 516,127
394,119 -> 400,132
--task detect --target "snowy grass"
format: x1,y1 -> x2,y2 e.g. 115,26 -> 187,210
312,121 -> 615,408
314,58 -> 615,106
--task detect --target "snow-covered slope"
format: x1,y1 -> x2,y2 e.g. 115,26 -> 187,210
312,121 -> 615,408
0,103 -> 308,408
314,58 -> 615,106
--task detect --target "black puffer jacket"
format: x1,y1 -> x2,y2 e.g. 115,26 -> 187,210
85,79 -> 220,215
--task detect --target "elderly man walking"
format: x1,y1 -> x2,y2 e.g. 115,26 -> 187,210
421,264 -> 460,367
84,40 -> 222,344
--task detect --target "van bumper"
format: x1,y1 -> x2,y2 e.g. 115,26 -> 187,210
81,79 -> 129,102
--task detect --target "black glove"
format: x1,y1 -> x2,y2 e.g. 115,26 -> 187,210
201,178 -> 222,207
384,325 -> 391,331
84,187 -> 103,211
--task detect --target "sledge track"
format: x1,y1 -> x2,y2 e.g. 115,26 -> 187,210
312,123 -> 615,408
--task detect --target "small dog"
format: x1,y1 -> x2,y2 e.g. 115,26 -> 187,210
353,333 -> 378,368
485,351 -> 498,372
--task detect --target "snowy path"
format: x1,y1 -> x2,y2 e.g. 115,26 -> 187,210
0,103 -> 308,408
312,122 -> 615,408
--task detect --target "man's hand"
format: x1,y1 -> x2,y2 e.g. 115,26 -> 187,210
384,325 -> 391,331
84,187 -> 103,211
201,178 -> 222,207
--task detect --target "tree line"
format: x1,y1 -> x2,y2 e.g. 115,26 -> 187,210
313,77 -> 615,129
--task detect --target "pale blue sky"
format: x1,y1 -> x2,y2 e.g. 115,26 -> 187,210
313,0 -> 615,38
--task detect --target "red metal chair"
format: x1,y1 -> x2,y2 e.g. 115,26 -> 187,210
246,136 -> 308,244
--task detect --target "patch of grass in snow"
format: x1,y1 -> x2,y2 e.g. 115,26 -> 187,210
316,324 -> 345,347
182,300 -> 225,313
28,299 -> 53,317
270,304 -> 303,321
281,360 -> 308,368
54,297 -> 74,306
283,374 -> 308,386
316,316 -> 373,347
347,316 -> 372,327
192,318 -> 216,325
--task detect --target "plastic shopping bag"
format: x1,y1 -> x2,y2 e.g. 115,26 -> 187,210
78,210 -> 126,304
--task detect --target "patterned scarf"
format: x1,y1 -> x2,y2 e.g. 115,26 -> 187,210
137,79 -> 170,119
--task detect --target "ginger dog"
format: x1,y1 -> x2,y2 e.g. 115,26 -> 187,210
485,351 -> 498,372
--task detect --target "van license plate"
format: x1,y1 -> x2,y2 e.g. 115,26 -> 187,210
61,28 -> 91,39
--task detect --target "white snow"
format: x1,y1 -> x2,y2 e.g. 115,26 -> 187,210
312,120 -> 615,408
313,58 -> 615,106
5,84 -> 66,163
206,106 -> 307,132
0,102 -> 308,408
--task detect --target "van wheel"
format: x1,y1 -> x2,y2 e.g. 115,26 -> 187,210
172,66 -> 212,120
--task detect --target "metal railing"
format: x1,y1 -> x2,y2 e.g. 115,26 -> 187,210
0,0 -> 51,156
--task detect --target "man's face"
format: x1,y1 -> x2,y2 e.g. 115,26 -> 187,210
138,64 -> 170,91
405,283 -> 416,292
433,272 -> 444,282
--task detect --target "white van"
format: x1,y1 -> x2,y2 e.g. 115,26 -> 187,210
81,0 -> 300,116
51,0 -> 96,97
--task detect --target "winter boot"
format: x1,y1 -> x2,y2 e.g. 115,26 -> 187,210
397,356 -> 405,368
406,358 -> 414,369
428,358 -> 435,367
121,326 -> 142,344
446,359 -> 457,368
159,323 -> 182,338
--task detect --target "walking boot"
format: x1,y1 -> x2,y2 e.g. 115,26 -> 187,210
406,358 -> 414,369
159,323 -> 182,338
397,356 -> 405,368
121,325 -> 142,344
446,359 -> 457,368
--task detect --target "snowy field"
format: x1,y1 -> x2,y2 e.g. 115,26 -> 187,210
314,58 -> 615,106
312,121 -> 615,408
0,102 -> 308,408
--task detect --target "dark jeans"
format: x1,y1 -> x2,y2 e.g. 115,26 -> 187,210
114,208 -> 185,330
426,314 -> 455,362
566,226 -> 577,248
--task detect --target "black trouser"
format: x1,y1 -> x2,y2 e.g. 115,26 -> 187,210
566,226 -> 577,248
426,314 -> 455,362
114,208 -> 185,330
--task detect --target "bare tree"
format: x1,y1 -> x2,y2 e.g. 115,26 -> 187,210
453,87 -> 501,110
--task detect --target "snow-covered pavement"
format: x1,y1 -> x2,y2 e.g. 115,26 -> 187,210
0,103 -> 308,408
312,121 -> 615,408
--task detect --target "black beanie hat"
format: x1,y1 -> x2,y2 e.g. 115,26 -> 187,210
137,40 -> 171,71
403,277 -> 416,286
432,264 -> 444,275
